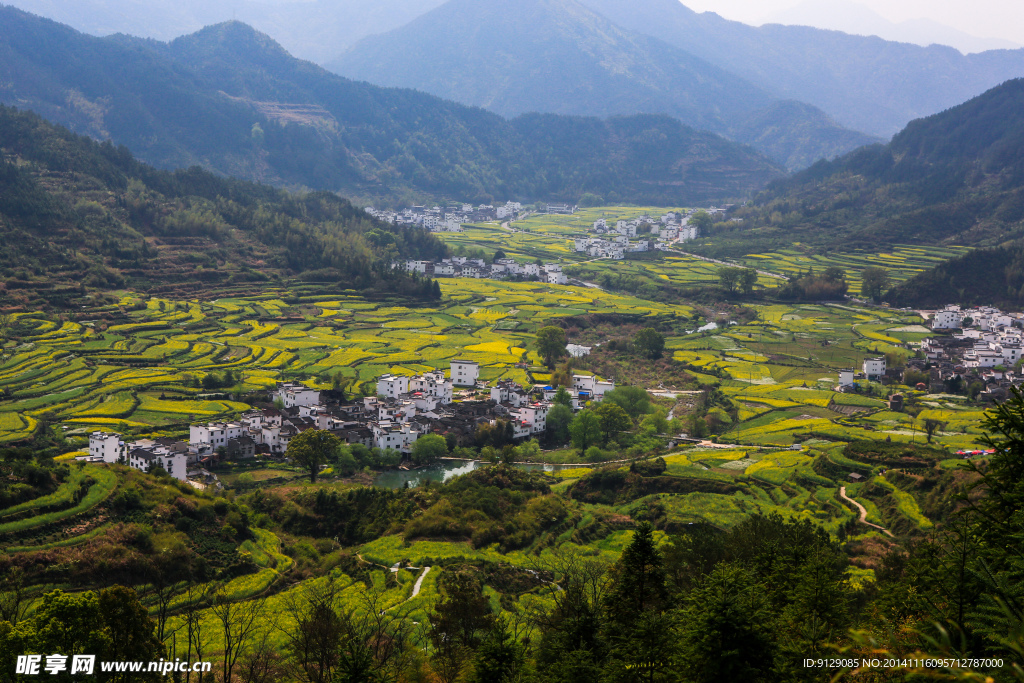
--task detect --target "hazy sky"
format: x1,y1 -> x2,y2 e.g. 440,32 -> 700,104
683,0 -> 1024,44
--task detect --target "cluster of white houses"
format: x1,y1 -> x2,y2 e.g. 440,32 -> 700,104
923,306 -> 1024,369
403,258 -> 569,284
575,213 -> 705,258
364,201 -> 523,232
87,368 -> 615,481
829,305 -> 1024,401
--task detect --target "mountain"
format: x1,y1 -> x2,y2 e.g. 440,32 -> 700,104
0,0 -> 447,63
685,78 -> 1024,260
574,0 -> 1024,138
762,0 -> 1022,54
0,104 -> 448,302
0,7 -> 783,206
329,0 -> 878,170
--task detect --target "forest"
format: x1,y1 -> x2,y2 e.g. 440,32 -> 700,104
0,105 -> 445,303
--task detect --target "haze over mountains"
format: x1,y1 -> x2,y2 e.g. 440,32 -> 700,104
0,7 -> 783,205
329,0 -> 876,170
761,0 -> 1022,54
0,0 -> 447,64
5,0 -> 1024,151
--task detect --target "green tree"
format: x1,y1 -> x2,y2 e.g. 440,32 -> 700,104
537,326 -> 568,368
428,570 -> 493,683
690,210 -> 713,234
287,430 -> 341,484
740,268 -> 758,294
640,409 -> 668,435
603,386 -> 651,420
553,386 -> 573,406
411,433 -> 448,465
602,522 -> 678,682
680,564 -> 776,683
569,410 -> 603,453
470,617 -> 526,683
546,404 -> 573,444
861,266 -> 890,301
923,418 -> 945,443
717,266 -> 741,293
633,327 -> 665,359
594,402 -> 633,440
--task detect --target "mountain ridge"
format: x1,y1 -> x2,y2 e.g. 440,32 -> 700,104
329,0 -> 879,170
575,0 -> 1024,137
0,7 -> 784,205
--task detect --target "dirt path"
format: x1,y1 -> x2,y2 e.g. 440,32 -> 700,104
410,566 -> 430,598
839,486 -> 894,537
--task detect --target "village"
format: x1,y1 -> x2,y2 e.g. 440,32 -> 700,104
364,200 -> 525,232
82,363 -> 615,487
829,304 -> 1024,406
573,211 -> 711,258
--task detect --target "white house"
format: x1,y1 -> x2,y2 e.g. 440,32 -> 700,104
276,382 -> 320,408
190,422 -> 243,449
377,374 -> 410,399
371,421 -> 418,453
450,359 -> 480,387
89,432 -> 126,463
127,447 -> 188,481
409,370 -> 453,404
932,308 -> 963,330
838,369 -> 855,388
513,402 -> 550,435
863,357 -> 886,380
571,375 -> 615,401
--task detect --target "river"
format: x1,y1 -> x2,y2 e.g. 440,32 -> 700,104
372,459 -> 580,489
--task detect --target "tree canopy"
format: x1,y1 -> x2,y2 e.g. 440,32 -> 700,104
286,430 -> 341,484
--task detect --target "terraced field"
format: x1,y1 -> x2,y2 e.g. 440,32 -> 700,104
737,244 -> 973,296
0,281 -> 690,445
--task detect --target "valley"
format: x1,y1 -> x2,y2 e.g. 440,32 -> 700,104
1,2 -> 1023,680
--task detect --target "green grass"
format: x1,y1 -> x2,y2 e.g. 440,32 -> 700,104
0,466 -> 117,535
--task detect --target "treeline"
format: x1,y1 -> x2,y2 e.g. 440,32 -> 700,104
0,105 -> 446,297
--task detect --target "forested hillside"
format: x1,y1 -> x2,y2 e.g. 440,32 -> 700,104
0,105 -> 446,302
685,78 -> 1024,260
888,244 -> 1024,307
330,0 -> 878,170
0,7 -> 783,205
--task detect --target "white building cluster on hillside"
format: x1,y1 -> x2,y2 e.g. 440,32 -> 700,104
365,201 -> 523,232
86,368 -> 617,481
87,432 -> 188,480
402,258 -> 568,284
574,211 -> 709,257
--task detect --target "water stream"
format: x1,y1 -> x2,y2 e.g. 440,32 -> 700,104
371,459 -> 579,489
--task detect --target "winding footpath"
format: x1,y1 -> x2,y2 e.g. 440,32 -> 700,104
839,486 -> 894,537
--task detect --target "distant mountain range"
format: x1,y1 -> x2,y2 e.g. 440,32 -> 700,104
0,7 -> 784,205
689,78 -> 1024,261
0,0 -> 447,64
329,0 -> 877,170
762,0 -> 1021,54
573,0 -> 1024,138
